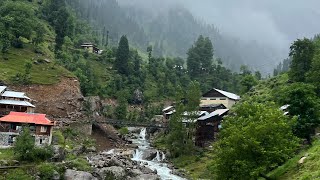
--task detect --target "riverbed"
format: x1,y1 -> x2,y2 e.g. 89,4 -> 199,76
131,128 -> 186,180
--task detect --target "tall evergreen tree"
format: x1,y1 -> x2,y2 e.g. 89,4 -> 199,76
187,35 -> 214,80
288,38 -> 315,82
114,35 -> 130,75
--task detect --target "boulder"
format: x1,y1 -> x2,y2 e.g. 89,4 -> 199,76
72,145 -> 85,155
51,145 -> 66,162
64,169 -> 96,180
52,170 -> 60,180
139,166 -> 154,174
298,157 -> 307,164
98,166 -> 126,179
142,149 -> 157,160
131,174 -> 160,180
86,146 -> 97,153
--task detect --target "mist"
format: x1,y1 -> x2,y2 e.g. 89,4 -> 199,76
118,0 -> 320,55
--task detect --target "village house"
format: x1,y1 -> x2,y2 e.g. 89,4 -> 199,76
200,88 -> 240,109
0,112 -> 54,147
195,109 -> 229,147
81,42 -> 103,54
0,86 -> 35,116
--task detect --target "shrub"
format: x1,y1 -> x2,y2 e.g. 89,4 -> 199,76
38,163 -> 56,180
119,127 -> 129,136
5,169 -> 33,180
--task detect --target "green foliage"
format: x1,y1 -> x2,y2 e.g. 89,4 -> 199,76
166,82 -> 201,157
277,83 -> 320,143
187,35 -> 213,79
213,102 -> 299,179
13,127 -> 36,161
268,139 -> 320,180
53,130 -> 65,146
114,97 -> 128,120
66,157 -> 92,172
114,35 -> 130,75
288,38 -> 315,82
14,127 -> 52,162
119,127 -> 129,135
4,169 -> 33,180
38,163 -> 56,180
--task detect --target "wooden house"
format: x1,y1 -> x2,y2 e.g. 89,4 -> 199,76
201,88 -> 240,109
0,112 -> 54,147
195,109 -> 229,147
81,43 -> 102,54
0,86 -> 35,116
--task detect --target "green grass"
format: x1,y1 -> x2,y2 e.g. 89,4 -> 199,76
0,148 -> 15,160
0,45 -> 74,85
172,148 -> 215,179
268,139 -> 320,180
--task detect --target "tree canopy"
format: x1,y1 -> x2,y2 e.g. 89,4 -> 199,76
213,102 -> 298,179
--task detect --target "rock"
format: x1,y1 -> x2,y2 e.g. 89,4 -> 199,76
64,169 -> 96,180
142,149 -> 157,160
0,160 -> 8,166
129,169 -> 143,176
98,166 -> 126,179
72,145 -> 85,155
139,166 -> 154,174
51,145 -> 66,162
299,157 -> 307,164
131,174 -> 160,180
86,146 -> 97,153
52,170 -> 60,180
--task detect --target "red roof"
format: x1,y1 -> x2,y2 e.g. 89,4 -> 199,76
0,112 -> 54,126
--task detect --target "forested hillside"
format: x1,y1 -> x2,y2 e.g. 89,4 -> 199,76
65,0 -> 284,75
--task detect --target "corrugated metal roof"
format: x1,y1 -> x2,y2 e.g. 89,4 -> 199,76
0,112 -> 54,126
183,111 -> 209,117
198,109 -> 229,121
162,106 -> 174,112
0,86 -> 6,94
2,91 -> 30,100
0,100 -> 35,108
214,88 -> 240,100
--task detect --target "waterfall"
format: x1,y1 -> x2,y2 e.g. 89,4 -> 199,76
131,127 -> 186,180
161,152 -> 166,161
154,151 -> 161,162
133,149 -> 143,160
139,128 -> 146,141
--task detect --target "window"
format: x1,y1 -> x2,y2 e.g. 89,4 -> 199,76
220,98 -> 226,100
40,126 -> 47,133
210,98 -> 216,100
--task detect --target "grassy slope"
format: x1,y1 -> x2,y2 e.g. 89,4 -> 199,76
268,139 -> 320,180
0,45 -> 73,85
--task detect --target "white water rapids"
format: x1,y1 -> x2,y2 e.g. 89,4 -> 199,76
131,128 -> 186,180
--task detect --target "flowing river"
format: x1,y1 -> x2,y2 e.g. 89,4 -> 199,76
131,128 -> 186,180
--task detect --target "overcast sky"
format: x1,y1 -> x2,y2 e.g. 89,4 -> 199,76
118,0 -> 320,52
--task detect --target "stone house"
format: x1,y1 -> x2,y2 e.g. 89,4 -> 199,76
0,112 -> 54,147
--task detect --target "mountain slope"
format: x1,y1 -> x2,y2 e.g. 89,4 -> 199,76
67,0 -> 284,74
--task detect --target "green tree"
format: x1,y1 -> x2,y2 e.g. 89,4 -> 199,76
114,35 -> 130,75
213,102 -> 298,179
187,35 -> 214,79
14,127 -> 35,161
288,38 -> 315,82
240,74 -> 258,94
278,83 -> 320,144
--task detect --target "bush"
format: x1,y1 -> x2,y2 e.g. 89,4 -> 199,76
14,127 -> 53,162
38,163 -> 56,180
5,169 -> 33,180
67,158 -> 92,172
53,130 -> 65,146
119,127 -> 129,136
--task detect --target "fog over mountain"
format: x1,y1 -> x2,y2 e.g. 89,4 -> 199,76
119,0 -> 320,50
118,0 -> 320,73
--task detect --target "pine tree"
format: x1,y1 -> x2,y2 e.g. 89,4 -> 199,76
114,35 -> 130,75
